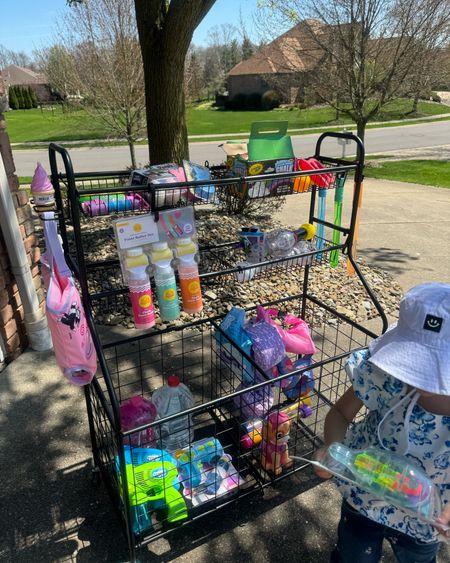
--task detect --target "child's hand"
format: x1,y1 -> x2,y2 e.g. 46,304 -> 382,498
313,446 -> 333,480
435,504 -> 450,539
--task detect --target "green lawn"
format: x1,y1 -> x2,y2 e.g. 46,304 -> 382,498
186,100 -> 449,135
364,160 -> 450,188
5,106 -> 108,143
4,100 -> 449,144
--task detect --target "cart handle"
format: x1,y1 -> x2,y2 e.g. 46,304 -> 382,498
314,131 -> 365,166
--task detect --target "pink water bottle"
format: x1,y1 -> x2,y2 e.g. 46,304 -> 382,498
127,266 -> 156,329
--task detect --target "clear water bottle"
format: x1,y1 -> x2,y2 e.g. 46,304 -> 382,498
152,375 -> 194,452
265,224 -> 316,259
265,229 -> 296,258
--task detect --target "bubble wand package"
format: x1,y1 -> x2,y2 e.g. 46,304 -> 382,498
292,443 -> 448,531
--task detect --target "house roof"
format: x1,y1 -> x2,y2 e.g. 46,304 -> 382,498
2,64 -> 47,85
229,20 -> 326,76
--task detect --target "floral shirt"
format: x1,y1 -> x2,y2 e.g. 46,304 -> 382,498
336,348 -> 450,543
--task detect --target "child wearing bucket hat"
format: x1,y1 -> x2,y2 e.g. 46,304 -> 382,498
316,282 -> 450,563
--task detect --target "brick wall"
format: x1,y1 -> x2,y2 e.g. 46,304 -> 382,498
0,73 -> 45,363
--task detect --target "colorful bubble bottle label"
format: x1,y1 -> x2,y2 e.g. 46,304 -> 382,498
129,283 -> 156,328
179,268 -> 203,313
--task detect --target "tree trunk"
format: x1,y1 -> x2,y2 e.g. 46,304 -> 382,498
134,0 -> 216,165
356,119 -> 367,145
412,91 -> 420,114
145,49 -> 189,164
127,138 -> 137,169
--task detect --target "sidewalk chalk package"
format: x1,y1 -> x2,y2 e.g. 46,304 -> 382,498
230,121 -> 295,199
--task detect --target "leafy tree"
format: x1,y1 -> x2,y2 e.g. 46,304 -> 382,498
8,86 -> 18,109
259,0 -> 450,142
185,49 -> 204,101
28,86 -> 38,108
241,36 -> 254,60
69,0 -> 217,163
16,86 -> 25,109
23,87 -> 33,109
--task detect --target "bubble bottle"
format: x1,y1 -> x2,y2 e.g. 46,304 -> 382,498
174,237 -> 203,314
149,241 -> 180,322
152,375 -> 195,451
127,259 -> 156,330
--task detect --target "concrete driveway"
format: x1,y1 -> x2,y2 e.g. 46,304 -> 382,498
1,178 -> 450,562
276,178 -> 450,291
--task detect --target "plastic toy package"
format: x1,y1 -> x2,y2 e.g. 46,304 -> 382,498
112,207 -> 203,321
303,443 -> 448,532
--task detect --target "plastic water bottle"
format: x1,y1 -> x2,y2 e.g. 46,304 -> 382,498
152,375 -> 194,451
175,237 -> 203,314
127,266 -> 156,329
149,242 -> 180,322
265,229 -> 297,258
265,224 -> 316,259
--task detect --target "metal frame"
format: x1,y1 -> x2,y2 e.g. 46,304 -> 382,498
47,131 -> 388,562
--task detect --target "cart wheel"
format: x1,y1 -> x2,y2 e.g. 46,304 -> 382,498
90,466 -> 101,485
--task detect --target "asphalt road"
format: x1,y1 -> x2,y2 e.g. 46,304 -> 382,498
11,119 -> 450,177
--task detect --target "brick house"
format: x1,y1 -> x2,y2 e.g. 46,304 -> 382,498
0,72 -> 46,367
2,64 -> 53,103
228,20 -> 326,104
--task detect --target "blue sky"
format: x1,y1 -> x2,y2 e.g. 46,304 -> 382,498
1,0 -> 259,56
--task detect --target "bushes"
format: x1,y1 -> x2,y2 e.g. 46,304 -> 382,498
8,87 -> 18,109
226,89 -> 280,111
7,85 -> 37,109
261,90 -> 280,110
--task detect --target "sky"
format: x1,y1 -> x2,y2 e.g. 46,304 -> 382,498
1,0 -> 259,56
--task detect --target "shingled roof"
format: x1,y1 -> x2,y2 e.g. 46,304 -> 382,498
229,20 -> 326,76
2,64 -> 48,85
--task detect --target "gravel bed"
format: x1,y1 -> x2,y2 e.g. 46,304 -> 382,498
66,209 -> 403,330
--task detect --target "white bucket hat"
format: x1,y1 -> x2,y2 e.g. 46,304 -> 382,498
368,282 -> 450,395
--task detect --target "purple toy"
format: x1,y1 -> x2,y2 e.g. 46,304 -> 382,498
245,319 -> 285,371
234,371 -> 274,419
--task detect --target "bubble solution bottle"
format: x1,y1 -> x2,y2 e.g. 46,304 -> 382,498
175,237 -> 203,314
152,375 -> 195,451
127,265 -> 156,329
149,242 -> 180,322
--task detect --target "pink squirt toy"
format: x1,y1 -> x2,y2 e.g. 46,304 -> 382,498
31,162 -> 55,212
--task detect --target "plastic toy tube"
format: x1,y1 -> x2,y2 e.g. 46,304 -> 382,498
316,189 -> 327,261
330,175 -> 345,267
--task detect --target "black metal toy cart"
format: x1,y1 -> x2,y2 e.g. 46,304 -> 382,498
47,132 -> 388,562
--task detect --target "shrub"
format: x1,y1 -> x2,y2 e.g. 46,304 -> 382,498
231,93 -> 247,110
246,92 -> 262,110
8,87 -> 18,110
28,87 -> 38,108
431,92 -> 441,103
23,87 -> 33,109
217,184 -> 286,216
15,87 -> 25,109
261,89 -> 280,110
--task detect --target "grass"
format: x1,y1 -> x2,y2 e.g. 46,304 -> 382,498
5,100 -> 450,144
364,160 -> 450,188
186,99 -> 449,135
